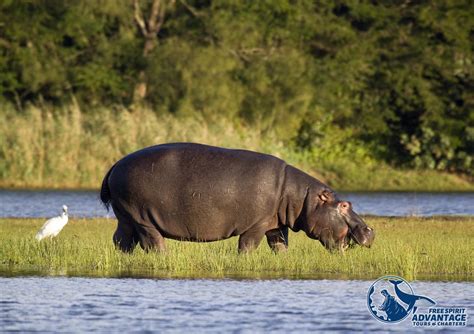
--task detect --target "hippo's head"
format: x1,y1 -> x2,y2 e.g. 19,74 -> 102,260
307,189 -> 375,252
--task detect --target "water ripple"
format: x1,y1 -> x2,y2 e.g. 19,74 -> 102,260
0,277 -> 472,332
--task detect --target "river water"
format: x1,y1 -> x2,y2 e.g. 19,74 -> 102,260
0,190 -> 473,218
0,277 -> 472,332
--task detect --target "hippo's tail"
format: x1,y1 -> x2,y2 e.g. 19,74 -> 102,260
100,164 -> 115,212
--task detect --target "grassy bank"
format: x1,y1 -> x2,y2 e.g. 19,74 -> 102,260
0,217 -> 472,281
0,104 -> 472,191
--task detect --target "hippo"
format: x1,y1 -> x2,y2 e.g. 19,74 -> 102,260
100,143 -> 374,253
379,290 -> 407,321
378,280 -> 436,321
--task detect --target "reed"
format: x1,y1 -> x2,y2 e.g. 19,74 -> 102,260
0,104 -> 472,191
0,104 -> 263,189
0,217 -> 472,281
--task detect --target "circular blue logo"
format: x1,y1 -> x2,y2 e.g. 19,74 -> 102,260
367,275 -> 414,323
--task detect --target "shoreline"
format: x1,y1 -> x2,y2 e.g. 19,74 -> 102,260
1,265 -> 471,283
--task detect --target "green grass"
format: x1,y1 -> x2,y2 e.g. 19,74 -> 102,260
0,104 -> 472,191
0,217 -> 472,281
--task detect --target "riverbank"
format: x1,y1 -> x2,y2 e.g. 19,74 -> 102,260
1,105 -> 472,191
0,217 -> 472,281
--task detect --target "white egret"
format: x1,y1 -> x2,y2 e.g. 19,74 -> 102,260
35,205 -> 69,241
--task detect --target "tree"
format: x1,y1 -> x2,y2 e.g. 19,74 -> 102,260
132,0 -> 175,104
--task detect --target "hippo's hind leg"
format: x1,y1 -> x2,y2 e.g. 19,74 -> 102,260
266,226 -> 288,253
133,222 -> 166,252
114,206 -> 166,252
113,216 -> 139,253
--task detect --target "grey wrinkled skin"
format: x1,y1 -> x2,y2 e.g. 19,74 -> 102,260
100,143 -> 375,253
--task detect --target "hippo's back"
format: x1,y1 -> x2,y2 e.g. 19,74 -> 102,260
107,143 -> 287,240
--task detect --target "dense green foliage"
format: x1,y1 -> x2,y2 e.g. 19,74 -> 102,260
0,0 -> 472,174
1,217 -> 473,281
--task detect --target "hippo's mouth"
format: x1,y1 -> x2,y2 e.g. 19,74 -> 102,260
342,225 -> 375,250
340,228 -> 362,251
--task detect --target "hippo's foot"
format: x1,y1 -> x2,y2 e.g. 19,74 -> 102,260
113,220 -> 139,253
135,224 -> 166,252
140,238 -> 166,253
339,243 -> 349,253
238,226 -> 267,253
113,237 -> 138,253
265,227 -> 289,253
238,237 -> 262,253
270,242 -> 288,253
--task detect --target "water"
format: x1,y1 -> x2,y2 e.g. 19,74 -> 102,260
0,190 -> 473,218
342,192 -> 474,217
0,190 -> 106,218
0,277 -> 471,332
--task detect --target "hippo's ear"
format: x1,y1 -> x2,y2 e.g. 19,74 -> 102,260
319,189 -> 335,203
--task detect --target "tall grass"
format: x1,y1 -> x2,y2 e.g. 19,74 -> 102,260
0,104 -> 261,188
0,217 -> 472,281
0,104 -> 472,190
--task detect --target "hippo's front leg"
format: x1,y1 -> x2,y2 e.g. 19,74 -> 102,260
266,226 -> 288,253
238,224 -> 267,253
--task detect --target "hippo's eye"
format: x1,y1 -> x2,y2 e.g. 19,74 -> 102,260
340,202 -> 350,209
